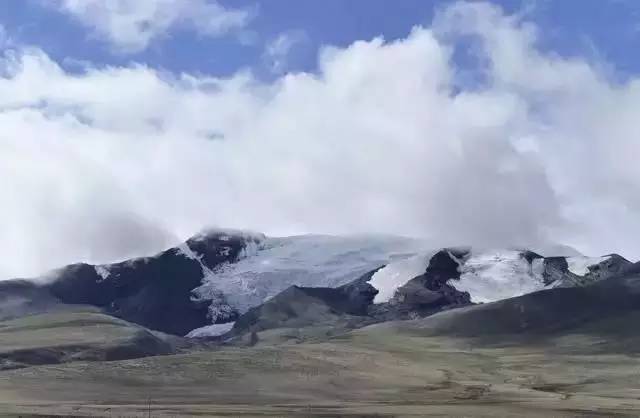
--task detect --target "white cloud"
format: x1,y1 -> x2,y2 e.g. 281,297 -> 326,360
49,0 -> 252,53
1,1 -> 640,278
263,30 -> 306,74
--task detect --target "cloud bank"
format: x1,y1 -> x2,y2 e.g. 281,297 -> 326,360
1,1 -> 640,278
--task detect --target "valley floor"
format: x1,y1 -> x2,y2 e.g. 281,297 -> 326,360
1,324 -> 640,417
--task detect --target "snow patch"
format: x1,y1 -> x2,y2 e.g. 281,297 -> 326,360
176,243 -> 199,261
368,253 -> 434,304
184,250 -> 236,323
124,256 -> 151,268
566,256 -> 609,276
454,250 -> 545,303
186,322 -> 235,338
447,248 -> 469,268
94,265 -> 111,281
190,235 -> 269,322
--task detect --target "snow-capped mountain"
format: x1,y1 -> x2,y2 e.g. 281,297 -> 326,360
33,230 -> 429,335
16,229 -> 630,337
191,233 -> 430,321
37,229 -> 264,335
220,247 -> 633,340
367,248 -> 631,306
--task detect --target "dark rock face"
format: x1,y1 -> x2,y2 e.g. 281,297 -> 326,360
542,253 -> 631,287
540,257 -> 569,286
615,261 -> 640,278
586,254 -> 632,281
333,267 -> 382,315
521,250 -> 544,264
370,249 -> 472,321
41,231 -> 260,336
45,252 -> 210,336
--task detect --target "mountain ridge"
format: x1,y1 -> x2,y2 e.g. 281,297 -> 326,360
3,229 -> 631,337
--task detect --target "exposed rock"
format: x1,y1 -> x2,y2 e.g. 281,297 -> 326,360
540,257 -> 570,286
41,231 -> 256,335
583,254 -> 632,281
543,254 -> 631,287
369,249 -> 472,321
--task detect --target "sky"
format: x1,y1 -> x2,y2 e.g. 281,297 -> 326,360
1,0 -> 640,278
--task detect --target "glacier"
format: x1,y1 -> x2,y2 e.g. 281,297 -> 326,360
191,234 -> 431,319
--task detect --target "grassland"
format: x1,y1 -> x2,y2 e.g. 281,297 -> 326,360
0,316 -> 639,417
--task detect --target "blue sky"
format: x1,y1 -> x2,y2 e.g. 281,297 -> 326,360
1,0 -> 639,79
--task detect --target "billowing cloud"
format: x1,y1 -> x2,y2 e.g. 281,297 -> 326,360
48,0 -> 253,53
1,1 -> 640,278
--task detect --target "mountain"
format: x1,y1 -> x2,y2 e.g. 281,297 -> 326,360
34,230 -> 263,335
189,233 -> 430,317
15,230 -> 428,336
222,247 -> 631,339
366,247 -> 631,306
367,260 -> 640,350
5,229 -> 628,338
0,229 -> 639,416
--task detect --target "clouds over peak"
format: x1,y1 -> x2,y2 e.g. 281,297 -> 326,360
1,1 -> 640,278
48,0 -> 253,53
